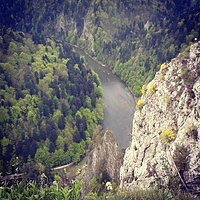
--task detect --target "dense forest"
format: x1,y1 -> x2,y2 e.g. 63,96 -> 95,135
0,28 -> 103,176
1,0 -> 199,96
0,0 -> 200,198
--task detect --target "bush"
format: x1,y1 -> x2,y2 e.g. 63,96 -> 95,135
0,179 -> 82,200
162,94 -> 170,106
136,99 -> 144,110
140,84 -> 146,95
84,189 -> 197,200
147,82 -> 157,95
158,73 -> 164,81
185,124 -> 198,140
160,63 -> 167,71
181,69 -> 189,79
160,128 -> 175,144
173,145 -> 189,175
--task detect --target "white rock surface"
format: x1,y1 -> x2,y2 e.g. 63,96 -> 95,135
120,42 -> 200,192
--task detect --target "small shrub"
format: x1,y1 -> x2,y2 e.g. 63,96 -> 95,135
90,177 -> 102,194
160,128 -> 175,144
158,73 -> 164,81
160,63 -> 167,71
181,69 -> 189,79
173,145 -> 189,176
136,99 -> 144,110
147,82 -> 157,95
181,68 -> 194,89
84,192 -> 98,200
178,44 -> 190,58
140,84 -> 146,95
185,124 -> 198,140
162,94 -> 170,106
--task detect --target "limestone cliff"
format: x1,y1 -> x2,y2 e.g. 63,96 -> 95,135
83,130 -> 122,194
120,42 -> 200,193
68,130 -> 122,196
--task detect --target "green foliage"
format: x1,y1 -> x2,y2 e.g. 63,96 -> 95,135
84,191 -> 99,200
90,177 -> 102,194
173,145 -> 189,175
181,69 -> 189,79
0,30 -> 104,175
0,0 -> 199,98
68,141 -> 86,163
160,63 -> 167,71
1,137 -> 11,155
147,82 -> 157,95
162,93 -> 170,107
0,179 -> 82,200
34,147 -> 51,168
94,85 -> 103,98
0,107 -> 10,122
136,98 -> 144,110
140,84 -> 146,95
70,179 -> 82,200
83,188 -> 196,200
158,73 -> 164,81
8,41 -> 18,55
160,129 -> 175,144
94,99 -> 104,124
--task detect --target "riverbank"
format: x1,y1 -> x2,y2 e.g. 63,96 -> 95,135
71,44 -> 135,149
71,43 -> 137,102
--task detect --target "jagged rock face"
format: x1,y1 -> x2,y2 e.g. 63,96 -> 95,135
79,130 -> 122,196
120,42 -> 200,192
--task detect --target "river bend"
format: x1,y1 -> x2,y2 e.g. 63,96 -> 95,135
73,46 -> 135,149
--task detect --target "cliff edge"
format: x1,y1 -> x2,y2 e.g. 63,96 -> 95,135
120,42 -> 200,193
66,130 -> 122,196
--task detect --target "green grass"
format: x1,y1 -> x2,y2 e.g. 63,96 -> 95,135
84,189 -> 200,200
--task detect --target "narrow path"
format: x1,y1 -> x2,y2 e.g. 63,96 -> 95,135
51,162 -> 74,171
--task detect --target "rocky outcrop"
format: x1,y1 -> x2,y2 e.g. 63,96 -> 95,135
76,130 -> 122,196
120,42 -> 200,192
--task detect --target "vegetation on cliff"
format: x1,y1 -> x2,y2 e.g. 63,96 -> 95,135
120,41 -> 200,195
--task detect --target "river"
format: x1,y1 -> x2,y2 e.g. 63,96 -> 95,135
72,46 -> 135,149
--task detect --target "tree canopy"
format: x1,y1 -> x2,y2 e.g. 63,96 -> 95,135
0,29 -> 103,175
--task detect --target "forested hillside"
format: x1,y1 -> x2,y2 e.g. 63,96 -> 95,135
1,0 -> 199,96
0,0 -> 200,198
0,28 -> 103,175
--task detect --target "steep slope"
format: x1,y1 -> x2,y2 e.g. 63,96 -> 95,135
120,42 -> 200,193
70,130 -> 122,196
82,131 -> 121,196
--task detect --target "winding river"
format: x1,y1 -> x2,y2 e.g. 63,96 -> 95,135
73,46 -> 135,149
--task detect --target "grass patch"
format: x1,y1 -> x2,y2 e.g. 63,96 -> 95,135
84,189 -> 199,200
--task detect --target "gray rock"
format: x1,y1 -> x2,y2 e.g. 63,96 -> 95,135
120,42 -> 200,193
